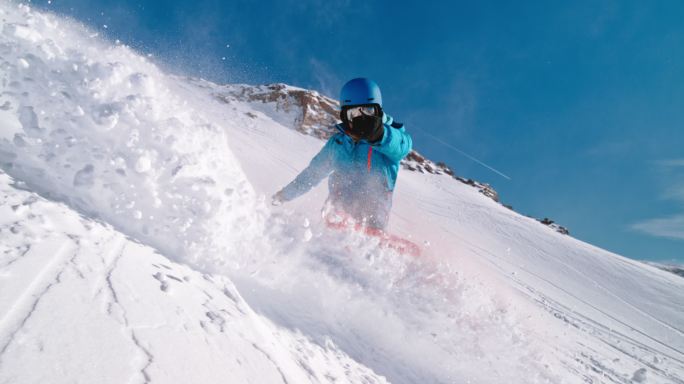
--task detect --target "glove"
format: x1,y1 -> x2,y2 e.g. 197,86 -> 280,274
348,115 -> 384,143
271,190 -> 285,206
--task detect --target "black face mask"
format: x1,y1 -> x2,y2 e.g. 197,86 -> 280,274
348,115 -> 384,143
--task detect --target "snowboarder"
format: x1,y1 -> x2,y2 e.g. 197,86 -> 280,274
272,78 -> 412,230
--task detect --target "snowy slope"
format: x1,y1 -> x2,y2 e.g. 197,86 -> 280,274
0,170 -> 388,384
181,79 -> 684,383
1,3 -> 683,384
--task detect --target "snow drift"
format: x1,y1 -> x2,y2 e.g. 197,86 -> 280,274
1,3 -> 683,384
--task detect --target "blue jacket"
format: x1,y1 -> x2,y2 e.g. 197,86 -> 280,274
279,113 -> 412,228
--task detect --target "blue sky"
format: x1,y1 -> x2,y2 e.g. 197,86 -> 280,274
35,0 -> 683,263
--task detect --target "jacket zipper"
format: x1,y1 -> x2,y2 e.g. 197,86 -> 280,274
367,146 -> 373,172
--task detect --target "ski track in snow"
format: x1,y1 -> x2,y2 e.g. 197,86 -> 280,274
0,3 -> 683,384
0,238 -> 76,360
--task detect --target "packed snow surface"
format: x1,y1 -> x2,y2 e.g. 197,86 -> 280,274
1,3 -> 683,383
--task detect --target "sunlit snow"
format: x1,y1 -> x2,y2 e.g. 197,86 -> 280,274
0,3 -> 683,384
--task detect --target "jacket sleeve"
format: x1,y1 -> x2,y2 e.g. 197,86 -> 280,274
371,124 -> 412,164
279,138 -> 335,201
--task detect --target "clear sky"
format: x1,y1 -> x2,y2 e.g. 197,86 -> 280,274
33,0 -> 683,263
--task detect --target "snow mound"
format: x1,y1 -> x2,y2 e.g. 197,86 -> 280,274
0,3 -> 265,267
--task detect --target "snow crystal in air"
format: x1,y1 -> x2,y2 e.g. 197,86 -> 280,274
134,155 -> 151,173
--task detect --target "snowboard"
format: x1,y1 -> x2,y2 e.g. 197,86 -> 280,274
324,212 -> 422,257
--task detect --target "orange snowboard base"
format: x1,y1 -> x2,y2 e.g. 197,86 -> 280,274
324,216 -> 421,258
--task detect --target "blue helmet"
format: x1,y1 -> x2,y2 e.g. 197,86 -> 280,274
340,78 -> 382,107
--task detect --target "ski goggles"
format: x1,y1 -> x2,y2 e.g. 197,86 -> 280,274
345,105 -> 377,121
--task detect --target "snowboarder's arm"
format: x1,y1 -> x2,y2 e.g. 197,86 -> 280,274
371,124 -> 412,164
276,139 -> 334,202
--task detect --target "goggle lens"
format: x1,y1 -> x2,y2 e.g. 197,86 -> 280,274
346,106 -> 376,121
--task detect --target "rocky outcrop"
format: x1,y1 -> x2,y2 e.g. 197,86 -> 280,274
212,83 -> 340,139
538,218 -> 570,235
646,262 -> 684,279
